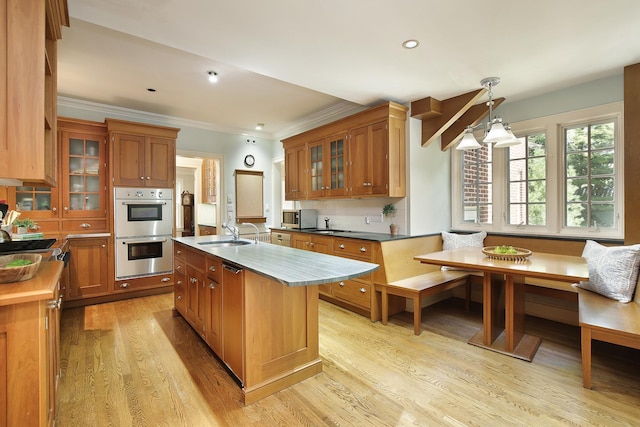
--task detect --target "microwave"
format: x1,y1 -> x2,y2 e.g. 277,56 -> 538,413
282,209 -> 317,229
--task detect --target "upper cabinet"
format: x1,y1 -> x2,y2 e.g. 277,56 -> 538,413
107,119 -> 179,188
282,102 -> 407,200
0,0 -> 69,185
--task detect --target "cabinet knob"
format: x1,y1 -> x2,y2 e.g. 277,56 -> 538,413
63,207 -> 69,212
146,176 -> 150,180
177,295 -> 182,301
359,287 -> 366,293
177,280 -> 182,285
177,250 -> 182,255
209,266 -> 216,272
190,277 -> 197,283
339,244 -> 345,249
140,176 -> 144,180
101,244 -> 106,248
360,247 -> 366,252
52,207 -> 57,212
80,223 -> 91,228
161,277 -> 171,282
176,265 -> 182,271
120,283 -> 130,288
209,282 -> 216,289
339,281 -> 345,287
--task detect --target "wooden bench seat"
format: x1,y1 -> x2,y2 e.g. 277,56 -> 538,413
379,270 -> 471,335
578,287 -> 640,388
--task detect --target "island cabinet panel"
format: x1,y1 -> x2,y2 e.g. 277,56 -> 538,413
174,244 -> 186,313
242,270 -> 321,405
222,263 -> 244,382
185,248 -> 206,338
205,256 -> 222,354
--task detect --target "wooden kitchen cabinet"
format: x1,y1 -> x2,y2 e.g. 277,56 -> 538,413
284,143 -> 308,200
0,261 -> 63,427
202,158 -> 217,203
173,244 -> 187,313
8,117 -> 109,238
67,237 -> 110,300
185,247 -> 207,338
292,233 -> 333,295
199,225 -> 217,236
205,256 -> 222,354
282,102 -> 407,200
107,119 -> 179,188
0,0 -> 68,185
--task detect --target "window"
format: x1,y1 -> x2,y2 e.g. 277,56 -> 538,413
564,120 -> 616,230
452,103 -> 623,238
462,144 -> 493,224
507,133 -> 547,226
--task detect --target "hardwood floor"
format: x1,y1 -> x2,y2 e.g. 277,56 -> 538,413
57,293 -> 640,426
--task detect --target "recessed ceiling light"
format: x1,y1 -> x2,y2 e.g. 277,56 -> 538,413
207,71 -> 218,83
255,123 -> 264,130
402,39 -> 419,49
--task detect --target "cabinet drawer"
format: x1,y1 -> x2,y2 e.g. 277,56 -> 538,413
31,220 -> 60,234
332,280 -> 371,309
114,274 -> 174,292
333,238 -> 373,261
62,219 -> 108,233
174,258 -> 186,276
206,256 -> 222,281
186,249 -> 205,270
174,244 -> 186,260
319,282 -> 332,296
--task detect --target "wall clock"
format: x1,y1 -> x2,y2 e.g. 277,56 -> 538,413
244,154 -> 255,168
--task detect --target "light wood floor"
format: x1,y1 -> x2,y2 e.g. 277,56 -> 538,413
57,293 -> 640,426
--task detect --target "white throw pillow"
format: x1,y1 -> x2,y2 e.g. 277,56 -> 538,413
575,240 -> 640,303
441,231 -> 486,271
441,231 -> 487,250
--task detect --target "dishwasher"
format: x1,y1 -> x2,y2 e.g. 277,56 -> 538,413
222,263 -> 244,383
270,232 -> 291,247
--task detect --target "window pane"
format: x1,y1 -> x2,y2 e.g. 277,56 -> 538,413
507,132 -> 546,225
591,149 -> 614,175
563,120 -> 616,230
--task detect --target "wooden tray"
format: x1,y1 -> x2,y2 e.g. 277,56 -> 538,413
482,246 -> 532,262
0,253 -> 42,283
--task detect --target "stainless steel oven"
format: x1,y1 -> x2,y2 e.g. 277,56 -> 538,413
115,236 -> 173,279
114,187 -> 174,280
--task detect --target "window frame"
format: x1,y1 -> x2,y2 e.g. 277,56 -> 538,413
451,102 -> 624,239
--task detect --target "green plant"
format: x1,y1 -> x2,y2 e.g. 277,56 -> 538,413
13,218 -> 37,229
382,204 -> 397,221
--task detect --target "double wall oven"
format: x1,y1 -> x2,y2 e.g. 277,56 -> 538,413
114,188 -> 174,280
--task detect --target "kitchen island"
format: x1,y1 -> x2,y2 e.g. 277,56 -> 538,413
172,236 -> 378,404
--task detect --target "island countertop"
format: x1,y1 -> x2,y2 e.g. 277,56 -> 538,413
173,236 -> 379,287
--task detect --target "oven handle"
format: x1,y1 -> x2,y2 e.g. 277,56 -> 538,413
120,201 -> 168,205
121,238 -> 168,245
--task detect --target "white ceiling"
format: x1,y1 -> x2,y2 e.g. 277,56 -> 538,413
58,0 -> 640,140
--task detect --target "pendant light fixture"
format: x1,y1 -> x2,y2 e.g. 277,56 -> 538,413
456,77 -> 520,150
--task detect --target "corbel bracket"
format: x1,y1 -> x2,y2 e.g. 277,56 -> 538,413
411,89 -> 504,151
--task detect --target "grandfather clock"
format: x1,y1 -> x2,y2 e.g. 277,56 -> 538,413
181,191 -> 194,237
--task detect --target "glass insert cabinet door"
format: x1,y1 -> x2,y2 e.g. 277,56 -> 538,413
329,135 -> 346,195
13,186 -> 59,219
61,132 -> 106,218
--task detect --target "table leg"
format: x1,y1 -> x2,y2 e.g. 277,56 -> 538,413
482,272 -> 503,345
505,275 -> 525,351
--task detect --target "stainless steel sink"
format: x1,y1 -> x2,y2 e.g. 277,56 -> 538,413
197,240 -> 252,247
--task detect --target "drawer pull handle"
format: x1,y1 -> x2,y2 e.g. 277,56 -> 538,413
80,223 -> 91,228
209,266 -> 216,272
120,283 -> 130,288
209,283 -> 216,289
339,281 -> 345,287
161,277 -> 171,283
339,244 -> 345,249
177,280 -> 182,285
176,265 -> 182,271
360,247 -> 366,252
359,287 -> 366,293
190,277 -> 197,283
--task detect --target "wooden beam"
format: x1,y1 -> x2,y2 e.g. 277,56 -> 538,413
410,97 -> 442,120
415,89 -> 488,148
440,97 -> 505,151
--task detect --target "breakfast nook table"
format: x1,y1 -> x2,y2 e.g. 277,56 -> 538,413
414,246 -> 589,361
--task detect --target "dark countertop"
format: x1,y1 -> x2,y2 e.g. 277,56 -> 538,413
270,227 -> 425,242
174,236 -> 378,287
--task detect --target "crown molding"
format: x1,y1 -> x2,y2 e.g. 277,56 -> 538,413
58,96 -> 367,142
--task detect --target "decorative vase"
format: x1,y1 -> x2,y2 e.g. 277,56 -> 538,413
390,224 -> 399,236
16,226 -> 27,234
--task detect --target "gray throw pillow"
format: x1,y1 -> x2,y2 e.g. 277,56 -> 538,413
442,231 -> 487,250
575,240 -> 640,303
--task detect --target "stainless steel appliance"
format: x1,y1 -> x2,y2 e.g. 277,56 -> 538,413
114,187 -> 174,279
281,209 -> 317,229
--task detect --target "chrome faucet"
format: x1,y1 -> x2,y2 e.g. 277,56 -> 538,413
222,222 -> 239,240
242,222 -> 260,244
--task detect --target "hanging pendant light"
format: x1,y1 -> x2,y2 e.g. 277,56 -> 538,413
456,77 -> 521,150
